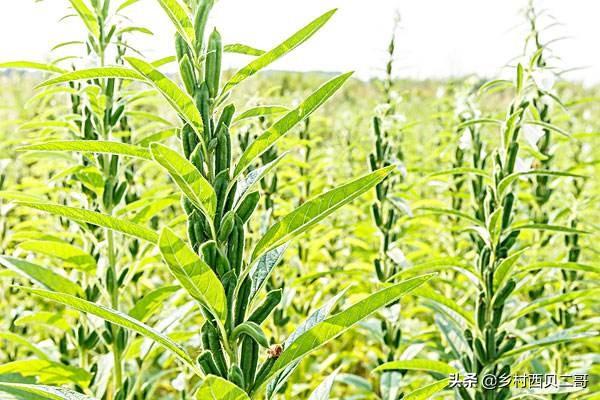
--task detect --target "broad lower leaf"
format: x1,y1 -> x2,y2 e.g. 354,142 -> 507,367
262,274 -> 434,393
194,375 -> 250,400
0,359 -> 91,387
234,72 -> 352,177
68,0 -> 100,37
374,359 -> 456,375
154,0 -> 195,48
158,228 -> 227,320
126,57 -> 204,139
17,202 -> 158,244
18,240 -> 96,272
19,140 -> 152,160
37,67 -> 145,88
150,143 -> 216,219
252,166 -> 394,262
493,247 -> 529,289
0,61 -> 65,74
222,9 -> 336,94
0,256 -> 84,297
19,287 -> 200,374
0,383 -> 96,400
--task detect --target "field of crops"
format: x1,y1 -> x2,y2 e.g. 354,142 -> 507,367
0,1 -> 598,400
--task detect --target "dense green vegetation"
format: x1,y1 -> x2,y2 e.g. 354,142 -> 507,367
0,1 -> 598,399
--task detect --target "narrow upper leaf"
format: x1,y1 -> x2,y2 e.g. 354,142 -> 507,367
37,67 -> 145,88
374,359 -> 456,375
0,256 -> 84,297
0,383 -> 96,400
0,61 -> 65,73
19,140 -> 152,160
154,0 -> 195,48
126,56 -> 204,139
235,72 -> 352,177
19,287 -> 200,374
223,9 -> 337,94
17,202 -> 158,244
68,0 -> 100,37
261,274 -> 434,392
150,143 -> 216,219
158,228 -> 226,320
252,166 -> 394,262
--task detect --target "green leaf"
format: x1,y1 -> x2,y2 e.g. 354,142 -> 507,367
260,274 -> 434,392
374,360 -> 456,375
68,0 -> 100,37
234,153 -> 287,207
413,286 -> 474,326
0,332 -> 50,360
233,106 -> 289,123
19,287 -> 200,375
154,0 -> 195,48
0,61 -> 65,74
251,166 -> 394,262
518,261 -> 600,275
0,359 -> 91,387
17,240 -> 96,272
194,375 -> 250,400
150,143 -> 216,220
308,368 -> 340,400
126,57 -> 204,140
0,383 -> 96,400
511,288 -> 600,320
249,245 -> 287,301
417,207 -> 484,226
524,120 -> 570,137
17,202 -> 158,244
498,170 -> 584,196
508,223 -> 590,235
129,285 -> 180,322
37,67 -> 145,88
19,141 -> 152,160
456,118 -> 502,129
405,379 -> 449,400
493,247 -> 529,290
234,72 -> 351,177
224,44 -> 265,56
222,9 -> 337,94
158,228 -> 226,320
0,256 -> 84,297
500,330 -> 598,360
265,289 -> 349,398
426,167 -> 490,180
15,312 -> 71,331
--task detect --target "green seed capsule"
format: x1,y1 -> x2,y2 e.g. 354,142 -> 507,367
179,54 -> 196,95
498,336 -> 516,355
240,337 -> 258,390
205,28 -> 222,98
506,142 -> 519,173
190,144 -> 205,176
205,322 -> 227,376
175,33 -> 190,62
227,364 -> 245,389
234,277 -> 251,325
236,191 -> 260,223
113,181 -> 127,205
249,289 -> 282,324
214,169 -> 230,221
253,357 -> 276,391
193,0 -> 213,55
493,279 -> 516,309
197,350 -> 220,376
232,321 -> 269,348
485,325 -> 496,360
218,211 -> 235,243
110,104 -> 125,126
474,337 -> 487,363
196,83 -> 212,141
501,193 -> 514,229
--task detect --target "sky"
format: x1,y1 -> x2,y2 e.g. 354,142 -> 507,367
1,0 -> 599,85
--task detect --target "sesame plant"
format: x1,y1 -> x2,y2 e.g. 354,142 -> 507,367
0,1 -> 433,399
